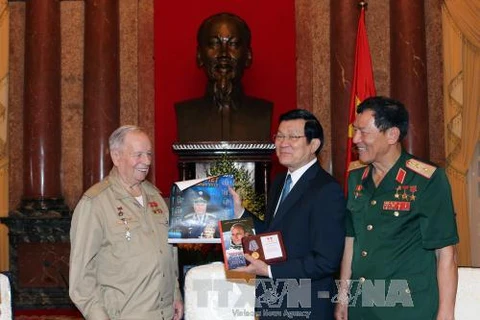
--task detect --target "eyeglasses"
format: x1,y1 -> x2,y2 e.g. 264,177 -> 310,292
273,134 -> 306,142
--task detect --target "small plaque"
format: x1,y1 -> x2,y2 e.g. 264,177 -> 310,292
242,231 -> 286,264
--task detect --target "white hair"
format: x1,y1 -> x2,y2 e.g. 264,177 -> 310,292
108,125 -> 143,152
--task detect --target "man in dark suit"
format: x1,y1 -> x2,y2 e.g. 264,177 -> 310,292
231,109 -> 346,319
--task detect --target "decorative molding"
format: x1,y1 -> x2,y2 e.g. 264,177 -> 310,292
173,142 -> 275,151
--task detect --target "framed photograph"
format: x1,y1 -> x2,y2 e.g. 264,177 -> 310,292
218,217 -> 255,270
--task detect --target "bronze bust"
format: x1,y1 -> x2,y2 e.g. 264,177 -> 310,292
175,12 -> 273,142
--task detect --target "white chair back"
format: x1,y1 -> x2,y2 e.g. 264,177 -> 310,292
0,273 -> 12,320
184,262 -> 255,320
455,267 -> 480,320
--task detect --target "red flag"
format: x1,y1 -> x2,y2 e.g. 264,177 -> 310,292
344,6 -> 376,190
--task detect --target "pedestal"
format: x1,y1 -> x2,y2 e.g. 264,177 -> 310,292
0,209 -> 74,309
172,141 -> 275,292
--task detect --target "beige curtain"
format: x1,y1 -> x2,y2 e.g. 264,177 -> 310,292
442,0 -> 480,266
0,0 -> 9,271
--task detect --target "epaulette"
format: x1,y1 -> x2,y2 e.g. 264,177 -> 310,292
348,160 -> 367,172
84,179 -> 110,198
406,158 -> 437,179
183,213 -> 194,219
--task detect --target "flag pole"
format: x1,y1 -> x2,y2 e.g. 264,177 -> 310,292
344,0 -> 376,194
358,1 -> 367,9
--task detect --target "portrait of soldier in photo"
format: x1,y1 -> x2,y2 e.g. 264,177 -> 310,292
181,190 -> 219,239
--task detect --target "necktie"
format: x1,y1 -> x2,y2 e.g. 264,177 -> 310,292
279,174 -> 292,205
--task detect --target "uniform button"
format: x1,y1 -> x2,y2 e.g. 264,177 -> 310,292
370,200 -> 377,205
405,288 -> 410,294
361,250 -> 368,257
366,224 -> 373,231
359,277 -> 366,283
394,211 -> 400,217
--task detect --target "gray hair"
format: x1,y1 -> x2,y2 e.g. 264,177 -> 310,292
109,125 -> 143,153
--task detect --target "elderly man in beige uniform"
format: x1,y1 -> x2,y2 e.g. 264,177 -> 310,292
69,125 -> 183,320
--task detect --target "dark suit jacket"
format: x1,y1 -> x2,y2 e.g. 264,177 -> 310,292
246,162 -> 346,320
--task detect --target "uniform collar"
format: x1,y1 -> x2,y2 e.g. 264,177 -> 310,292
108,167 -> 148,200
366,150 -> 410,193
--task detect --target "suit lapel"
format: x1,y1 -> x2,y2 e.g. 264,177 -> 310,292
268,163 -> 319,230
264,174 -> 285,226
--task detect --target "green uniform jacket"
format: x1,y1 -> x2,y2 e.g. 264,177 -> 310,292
346,150 -> 458,320
69,168 -> 181,320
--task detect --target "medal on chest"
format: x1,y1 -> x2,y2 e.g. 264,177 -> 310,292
117,206 -> 132,241
387,168 -> 417,211
354,167 -> 370,199
354,185 -> 363,199
148,201 -> 164,215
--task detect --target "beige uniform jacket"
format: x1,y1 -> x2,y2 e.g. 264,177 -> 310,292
69,168 -> 181,320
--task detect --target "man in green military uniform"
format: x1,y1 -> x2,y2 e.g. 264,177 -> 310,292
335,97 -> 458,320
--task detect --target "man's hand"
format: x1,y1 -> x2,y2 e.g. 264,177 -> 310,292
334,303 -> 348,320
172,299 -> 183,320
228,187 -> 244,218
334,291 -> 349,320
232,254 -> 269,277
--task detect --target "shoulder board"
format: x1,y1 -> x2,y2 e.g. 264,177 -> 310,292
348,160 -> 367,172
206,213 -> 217,218
84,179 -> 110,198
406,159 -> 437,179
183,213 -> 194,219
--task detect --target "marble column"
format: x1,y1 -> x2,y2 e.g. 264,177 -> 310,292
330,1 -> 358,183
0,0 -> 9,271
83,0 -> 120,190
390,1 -> 429,158
22,0 -> 67,213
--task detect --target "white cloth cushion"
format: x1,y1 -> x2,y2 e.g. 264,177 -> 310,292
184,262 -> 255,320
455,267 -> 480,320
0,274 -> 12,320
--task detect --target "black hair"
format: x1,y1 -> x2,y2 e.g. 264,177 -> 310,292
356,96 -> 409,141
279,109 -> 324,155
197,12 -> 251,46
